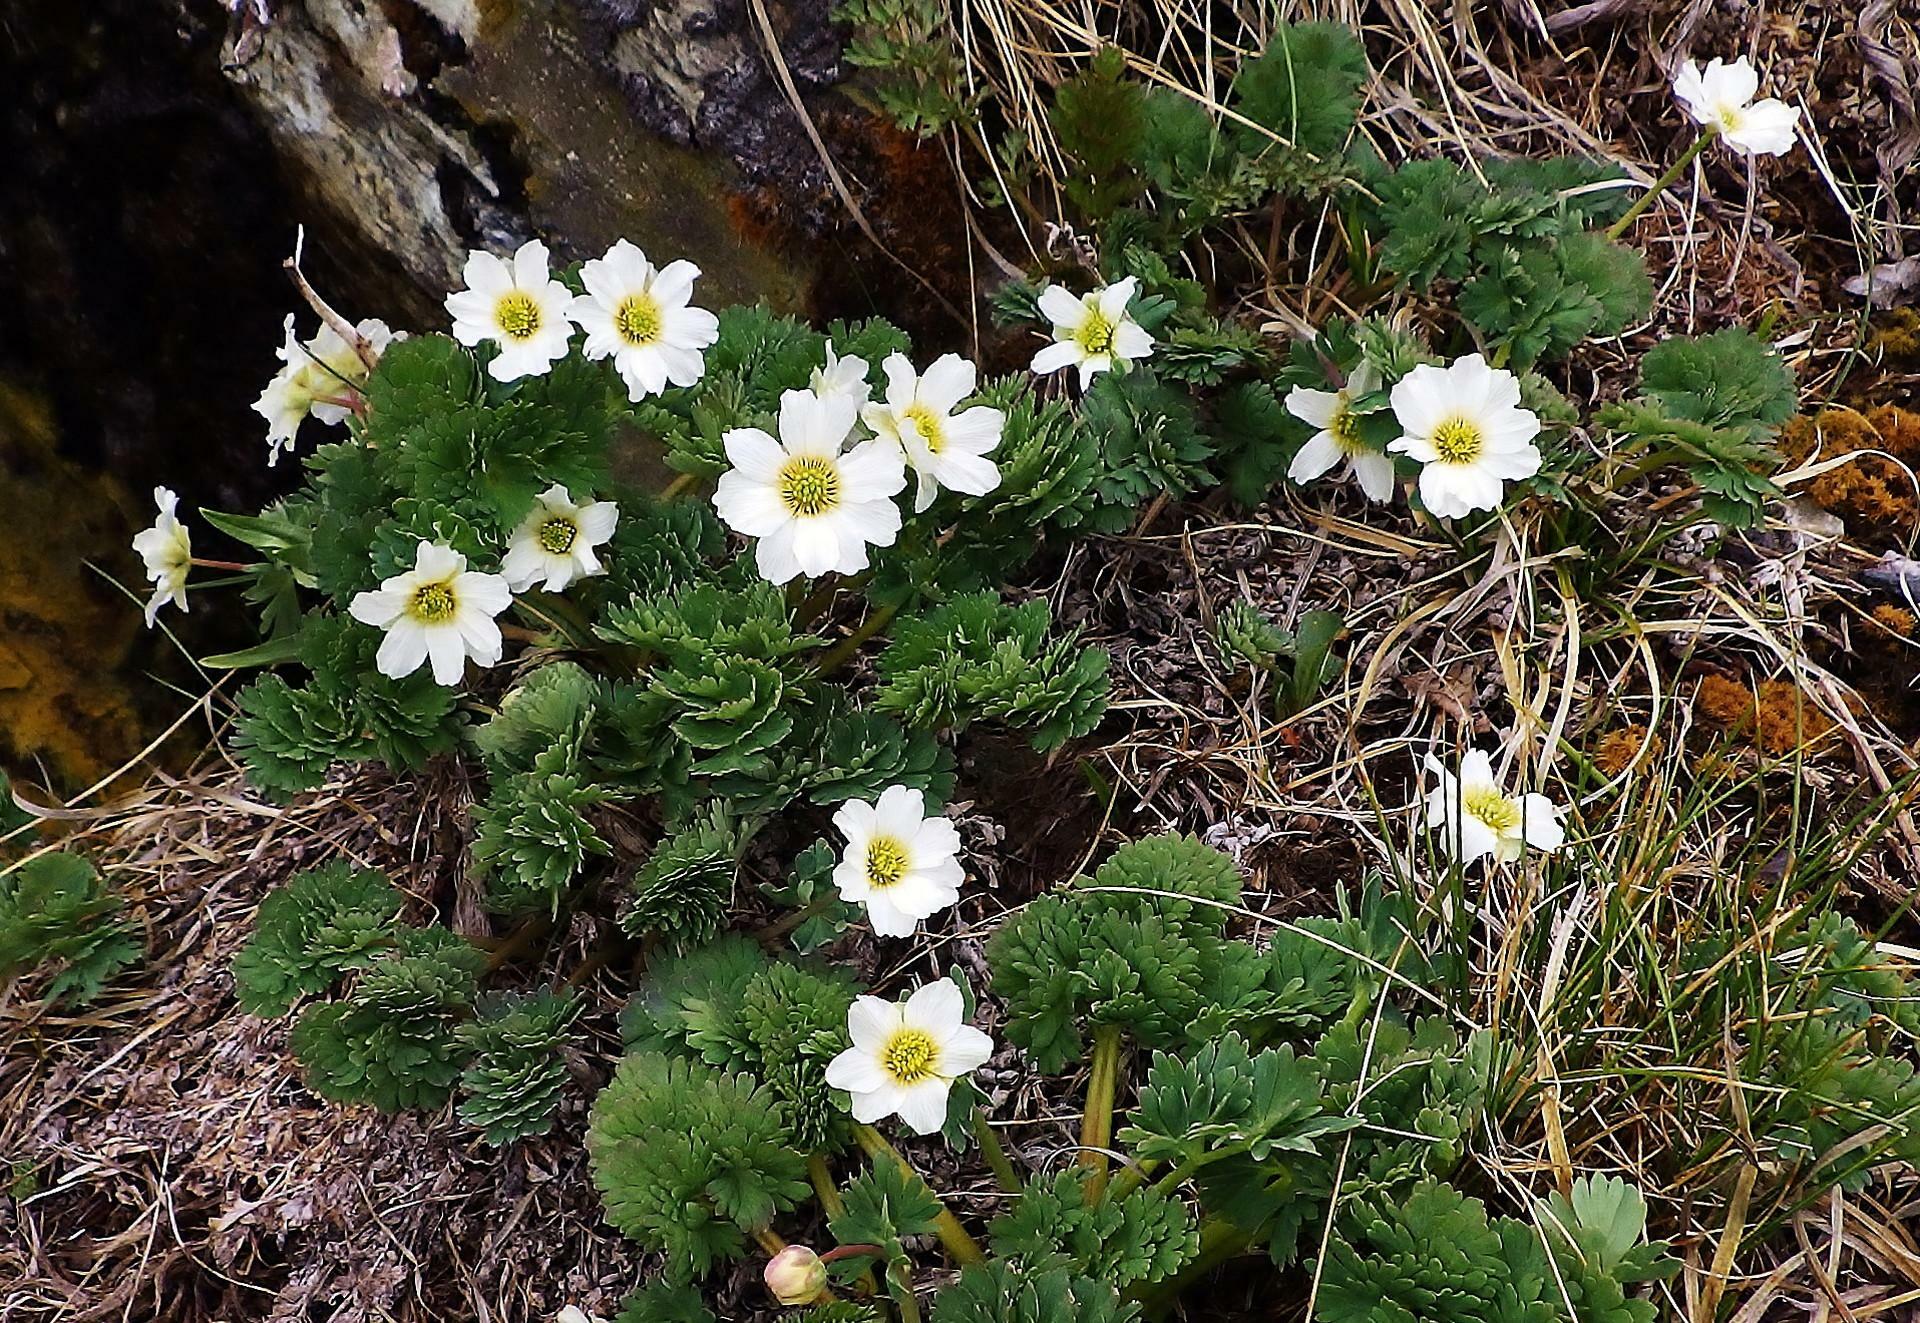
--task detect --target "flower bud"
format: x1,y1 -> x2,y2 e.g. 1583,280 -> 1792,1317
763,1244 -> 828,1305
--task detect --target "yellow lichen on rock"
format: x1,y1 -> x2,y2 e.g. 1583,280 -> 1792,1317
0,379 -> 147,787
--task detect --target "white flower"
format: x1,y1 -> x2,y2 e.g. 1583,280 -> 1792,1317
1285,359 -> 1396,503
1385,354 -> 1542,519
501,484 -> 619,592
132,486 -> 191,627
555,1310 -> 602,1323
861,353 -> 1005,513
1423,750 -> 1565,865
811,343 -> 872,408
254,315 -> 395,465
831,785 -> 965,937
347,540 -> 512,685
567,239 -> 720,401
825,978 -> 994,1135
1673,57 -> 1801,158
712,389 -> 906,585
1030,277 -> 1154,388
444,240 -> 575,382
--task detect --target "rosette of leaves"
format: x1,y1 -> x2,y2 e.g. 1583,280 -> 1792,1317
1207,1016 -> 1502,1265
1317,1179 -> 1671,1323
1077,372 -> 1216,529
597,495 -> 726,608
232,861 -> 406,1017
587,1050 -> 811,1283
455,989 -> 582,1144
1211,600 -> 1344,717
233,614 -> 464,798
472,661 -> 606,778
875,591 -> 1109,753
1363,155 -> 1647,368
1596,328 -> 1797,528
989,1169 -> 1198,1288
929,1263 -> 1140,1323
0,851 -> 139,1006
985,833 -> 1242,1072
623,935 -> 860,1152
621,811 -> 744,948
470,771 -> 614,915
797,708 -> 955,808
288,927 -> 486,1112
1120,1032 -> 1356,1225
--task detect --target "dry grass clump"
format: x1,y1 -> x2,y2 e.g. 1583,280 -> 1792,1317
0,753 -> 639,1323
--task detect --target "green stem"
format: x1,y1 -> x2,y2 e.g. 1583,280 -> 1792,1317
808,1152 -> 847,1220
660,472 -> 696,502
809,1155 -> 883,1297
887,1262 -> 923,1323
1079,1024 -> 1126,1202
851,1124 -> 987,1266
972,1107 -> 1021,1193
1605,128 -> 1718,240
816,602 -> 900,675
1104,1157 -> 1159,1201
755,894 -> 832,950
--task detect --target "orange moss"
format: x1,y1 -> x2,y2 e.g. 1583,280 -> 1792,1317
1592,725 -> 1659,776
1870,604 -> 1916,638
1783,406 -> 1920,534
1695,673 -> 1756,726
1753,679 -> 1838,755
1869,308 -> 1920,363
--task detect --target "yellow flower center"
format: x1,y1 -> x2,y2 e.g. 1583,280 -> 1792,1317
409,580 -> 459,624
495,292 -> 542,341
902,403 -> 946,454
1431,417 -> 1485,465
1076,311 -> 1116,356
536,517 -> 578,555
777,456 -> 841,517
1463,785 -> 1521,835
1716,106 -> 1743,133
614,293 -> 663,347
865,835 -> 910,889
1331,402 -> 1367,454
880,1028 -> 939,1085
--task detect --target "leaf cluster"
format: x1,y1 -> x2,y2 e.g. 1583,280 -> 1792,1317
587,1050 -> 811,1282
0,851 -> 139,1006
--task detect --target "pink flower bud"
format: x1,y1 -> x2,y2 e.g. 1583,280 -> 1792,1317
763,1245 -> 827,1305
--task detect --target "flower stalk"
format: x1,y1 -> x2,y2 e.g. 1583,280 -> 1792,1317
972,1107 -> 1021,1193
1605,127 -> 1717,240
1079,1023 -> 1125,1202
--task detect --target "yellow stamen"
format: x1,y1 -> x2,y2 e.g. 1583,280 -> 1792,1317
1331,403 -> 1367,454
614,293 -> 663,346
495,292 -> 542,341
410,580 -> 458,623
880,1028 -> 939,1085
1463,785 -> 1521,834
866,836 -> 909,889
902,403 -> 946,454
778,456 -> 841,517
1076,311 -> 1116,356
536,517 -> 577,555
1431,418 -> 1485,465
